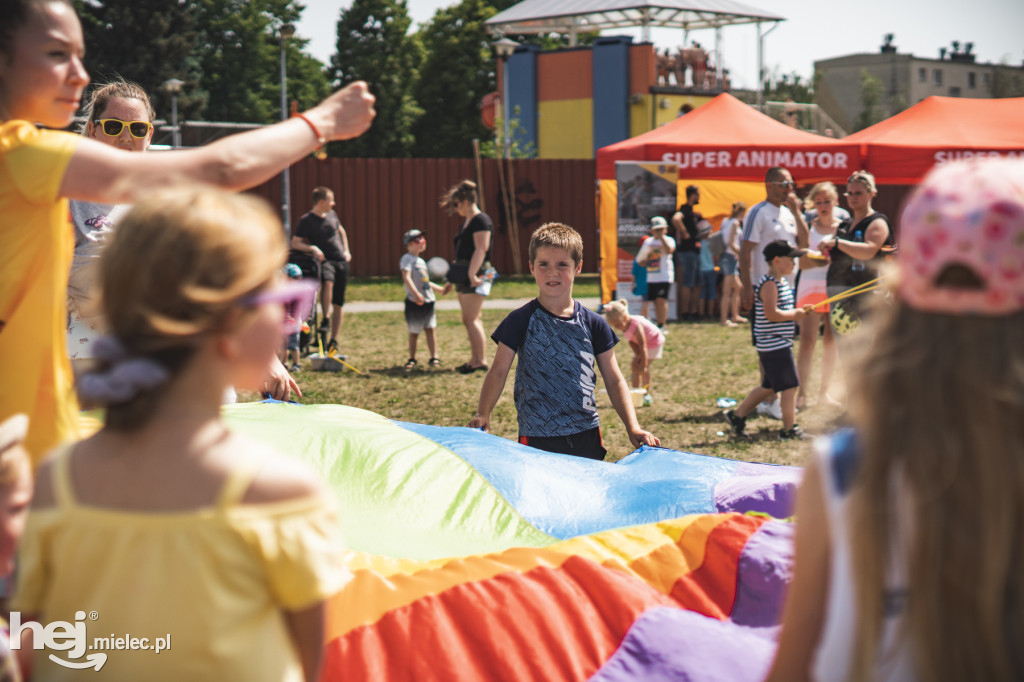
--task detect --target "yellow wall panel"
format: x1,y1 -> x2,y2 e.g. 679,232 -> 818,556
538,99 -> 593,159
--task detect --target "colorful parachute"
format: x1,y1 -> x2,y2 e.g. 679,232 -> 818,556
223,402 -> 801,681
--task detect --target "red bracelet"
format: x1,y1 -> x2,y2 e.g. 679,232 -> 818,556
293,113 -> 327,160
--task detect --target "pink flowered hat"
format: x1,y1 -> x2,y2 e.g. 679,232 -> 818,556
898,158 -> 1024,315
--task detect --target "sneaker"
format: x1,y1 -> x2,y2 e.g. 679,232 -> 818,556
778,425 -> 810,440
757,399 -> 783,420
288,362 -> 301,373
723,409 -> 746,436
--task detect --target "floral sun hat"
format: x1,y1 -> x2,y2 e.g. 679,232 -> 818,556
897,158 -> 1024,315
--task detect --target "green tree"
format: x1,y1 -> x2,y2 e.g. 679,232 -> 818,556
74,0 -> 329,125
855,69 -> 884,131
197,0 -> 329,123
328,0 -> 422,157
73,0 -> 207,121
991,64 -> 1024,98
409,0 -> 496,157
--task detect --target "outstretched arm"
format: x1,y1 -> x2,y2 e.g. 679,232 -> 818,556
596,348 -> 659,449
60,82 -> 376,204
766,456 -> 830,682
468,343 -> 516,431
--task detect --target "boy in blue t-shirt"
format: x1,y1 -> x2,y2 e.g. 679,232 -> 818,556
469,223 -> 660,460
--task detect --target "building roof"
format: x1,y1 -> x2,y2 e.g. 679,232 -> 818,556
485,0 -> 783,35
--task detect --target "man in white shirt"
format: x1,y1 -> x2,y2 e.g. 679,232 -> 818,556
739,167 -> 809,311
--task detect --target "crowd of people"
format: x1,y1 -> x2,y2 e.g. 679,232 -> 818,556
1,0 -> 1022,679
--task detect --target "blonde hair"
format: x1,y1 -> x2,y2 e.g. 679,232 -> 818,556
602,299 -> 630,323
730,201 -> 747,218
97,186 -> 286,430
803,181 -> 838,211
845,295 -> 1024,680
79,78 -> 155,134
847,170 -> 877,195
529,222 -> 583,265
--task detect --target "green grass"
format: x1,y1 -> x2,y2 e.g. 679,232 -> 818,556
343,274 -> 601,302
252,288 -> 844,468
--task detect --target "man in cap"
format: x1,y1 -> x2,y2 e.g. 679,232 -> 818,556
635,216 -> 676,330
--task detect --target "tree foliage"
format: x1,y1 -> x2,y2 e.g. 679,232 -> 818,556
197,0 -> 328,123
74,0 -> 207,121
855,69 -> 884,131
74,0 -> 327,125
328,0 -> 422,157
409,0 -> 497,157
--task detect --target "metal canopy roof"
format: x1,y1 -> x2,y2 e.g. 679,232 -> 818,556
485,0 -> 783,36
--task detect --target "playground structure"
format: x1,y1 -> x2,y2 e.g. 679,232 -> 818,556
485,0 -> 786,159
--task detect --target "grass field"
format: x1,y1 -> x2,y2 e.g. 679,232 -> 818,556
251,275 -> 845,468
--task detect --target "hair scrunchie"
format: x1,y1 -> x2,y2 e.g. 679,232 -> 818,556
77,336 -> 171,405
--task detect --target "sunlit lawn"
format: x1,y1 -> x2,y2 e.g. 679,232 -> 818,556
246,275 -> 844,467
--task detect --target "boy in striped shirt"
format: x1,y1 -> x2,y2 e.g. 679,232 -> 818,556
725,240 -> 814,440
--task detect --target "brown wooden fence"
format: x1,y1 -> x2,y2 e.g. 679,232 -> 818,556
248,158 -> 598,277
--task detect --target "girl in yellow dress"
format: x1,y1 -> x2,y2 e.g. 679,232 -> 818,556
12,187 -> 348,681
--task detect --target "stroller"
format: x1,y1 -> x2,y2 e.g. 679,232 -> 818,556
286,250 -> 324,356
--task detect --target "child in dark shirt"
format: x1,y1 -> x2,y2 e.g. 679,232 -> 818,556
468,223 -> 660,460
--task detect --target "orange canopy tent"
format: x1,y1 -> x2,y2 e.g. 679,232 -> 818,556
844,96 -> 1024,184
596,93 -> 860,300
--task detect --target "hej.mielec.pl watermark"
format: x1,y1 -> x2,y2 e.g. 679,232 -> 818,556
9,611 -> 171,672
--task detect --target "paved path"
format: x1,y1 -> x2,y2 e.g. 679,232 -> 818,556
345,297 -> 601,313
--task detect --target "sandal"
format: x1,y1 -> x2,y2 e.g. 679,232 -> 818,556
428,358 -> 441,367
456,363 -> 488,375
403,358 -> 417,371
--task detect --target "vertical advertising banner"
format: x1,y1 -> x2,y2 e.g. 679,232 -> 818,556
614,162 -> 678,317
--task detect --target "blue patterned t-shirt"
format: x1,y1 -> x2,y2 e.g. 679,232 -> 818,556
492,299 -> 618,437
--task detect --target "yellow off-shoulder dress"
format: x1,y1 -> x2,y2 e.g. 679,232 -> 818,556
12,449 -> 351,681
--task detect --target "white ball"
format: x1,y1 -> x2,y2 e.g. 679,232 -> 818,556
427,256 -> 449,279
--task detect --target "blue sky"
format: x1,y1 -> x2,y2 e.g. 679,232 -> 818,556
297,0 -> 1024,91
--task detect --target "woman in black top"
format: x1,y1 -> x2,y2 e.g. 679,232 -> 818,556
442,180 -> 493,373
822,170 -> 894,334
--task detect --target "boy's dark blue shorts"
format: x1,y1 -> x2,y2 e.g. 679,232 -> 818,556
758,348 -> 799,393
519,426 -> 606,461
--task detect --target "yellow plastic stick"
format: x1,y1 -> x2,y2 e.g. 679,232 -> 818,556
814,281 -> 881,310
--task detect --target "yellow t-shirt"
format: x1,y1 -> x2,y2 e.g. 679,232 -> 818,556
0,121 -> 80,463
12,449 -> 351,681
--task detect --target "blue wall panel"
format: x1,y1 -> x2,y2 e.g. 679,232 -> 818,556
507,45 -> 539,153
592,36 -> 631,152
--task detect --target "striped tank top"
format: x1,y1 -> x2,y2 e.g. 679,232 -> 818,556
753,274 -> 796,352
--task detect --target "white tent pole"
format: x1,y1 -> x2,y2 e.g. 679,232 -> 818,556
715,25 -> 723,85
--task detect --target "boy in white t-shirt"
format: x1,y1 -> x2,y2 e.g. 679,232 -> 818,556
635,216 -> 676,330
399,229 -> 451,370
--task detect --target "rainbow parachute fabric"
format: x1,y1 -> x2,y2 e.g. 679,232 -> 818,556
223,402 -> 801,681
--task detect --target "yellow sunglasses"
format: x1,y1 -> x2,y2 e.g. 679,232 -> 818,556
94,118 -> 153,139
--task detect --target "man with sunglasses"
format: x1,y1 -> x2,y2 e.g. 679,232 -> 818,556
738,166 -> 809,420
739,167 -> 809,311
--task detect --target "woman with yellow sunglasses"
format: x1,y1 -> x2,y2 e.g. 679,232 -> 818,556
0,0 -> 375,461
67,80 -> 302,405
67,81 -> 154,373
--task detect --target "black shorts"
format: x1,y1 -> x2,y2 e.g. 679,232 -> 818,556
519,426 -> 606,461
758,348 -> 799,393
404,299 -> 436,333
321,260 -> 348,306
645,282 -> 671,301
